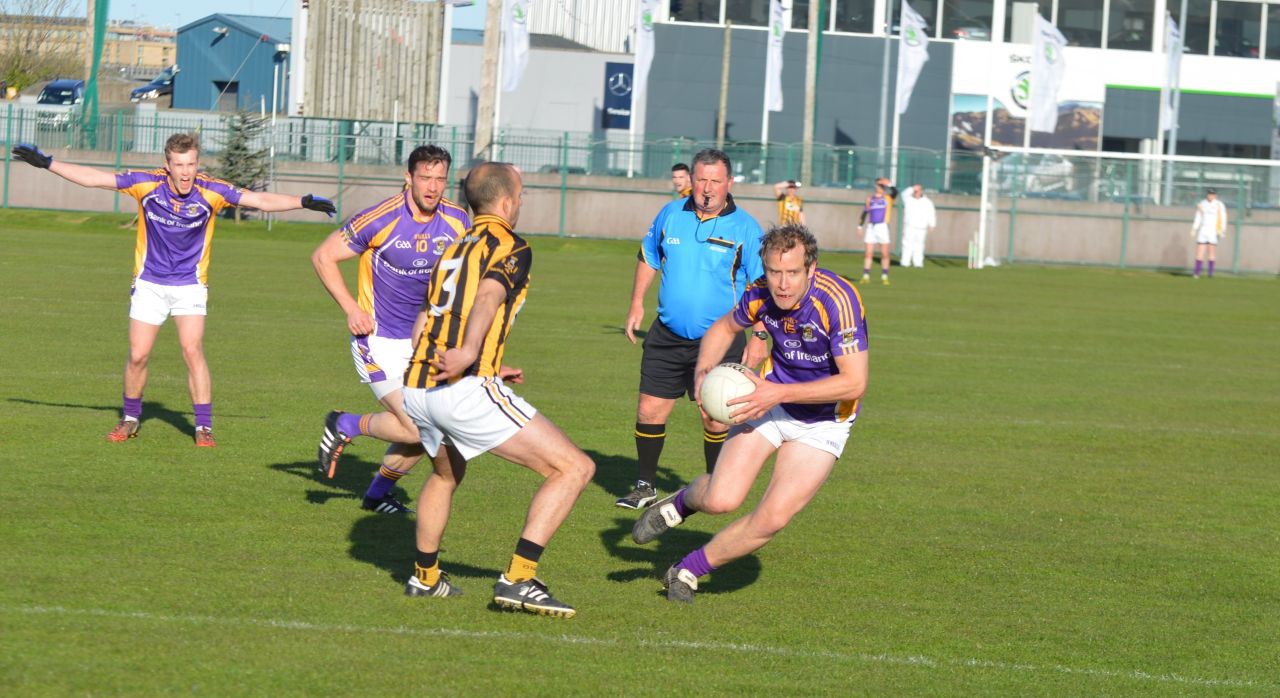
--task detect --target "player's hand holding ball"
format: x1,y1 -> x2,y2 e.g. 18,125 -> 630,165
699,363 -> 758,425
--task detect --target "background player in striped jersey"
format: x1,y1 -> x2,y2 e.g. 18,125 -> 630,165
1190,187 -> 1227,279
670,163 -> 691,198
632,224 -> 870,603
311,145 -> 469,514
399,162 -> 594,617
10,136 -> 334,446
774,180 -> 805,226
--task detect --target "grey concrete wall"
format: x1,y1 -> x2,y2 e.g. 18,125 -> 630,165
6,150 -> 1277,273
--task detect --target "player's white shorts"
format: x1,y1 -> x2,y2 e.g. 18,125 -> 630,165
351,335 -> 412,400
129,279 -> 207,326
742,404 -> 853,458
863,222 -> 891,245
1194,228 -> 1220,245
403,376 -> 538,461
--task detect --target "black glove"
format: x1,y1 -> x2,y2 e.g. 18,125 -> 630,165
13,144 -> 52,169
301,194 -> 336,217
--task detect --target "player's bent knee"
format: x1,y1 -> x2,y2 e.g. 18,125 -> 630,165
700,489 -> 746,515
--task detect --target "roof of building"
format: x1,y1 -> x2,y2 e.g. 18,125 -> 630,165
178,14 -> 290,43
451,29 -> 594,52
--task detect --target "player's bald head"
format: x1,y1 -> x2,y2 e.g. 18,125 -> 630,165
464,162 -> 522,215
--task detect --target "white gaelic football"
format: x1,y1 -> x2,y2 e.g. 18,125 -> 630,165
701,363 -> 756,424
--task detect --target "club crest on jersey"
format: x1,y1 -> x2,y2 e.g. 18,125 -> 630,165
802,325 -> 815,342
782,317 -> 797,334
503,255 -> 519,275
434,238 -> 448,255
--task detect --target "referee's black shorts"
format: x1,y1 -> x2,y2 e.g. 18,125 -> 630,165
639,318 -> 747,400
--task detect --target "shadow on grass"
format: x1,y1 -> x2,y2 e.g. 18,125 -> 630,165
585,449 -> 699,500
603,324 -> 646,340
345,515 -> 502,587
598,515 -> 762,596
267,456 -> 501,587
8,397 -> 196,436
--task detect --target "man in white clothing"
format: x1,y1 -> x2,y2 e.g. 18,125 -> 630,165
1190,188 -> 1226,278
901,184 -> 936,268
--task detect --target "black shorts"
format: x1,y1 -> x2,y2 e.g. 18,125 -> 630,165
640,318 -> 747,400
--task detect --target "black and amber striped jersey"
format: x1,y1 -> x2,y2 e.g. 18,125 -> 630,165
404,214 -> 532,389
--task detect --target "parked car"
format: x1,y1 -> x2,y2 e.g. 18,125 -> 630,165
131,65 -> 177,103
36,78 -> 84,130
950,26 -> 990,40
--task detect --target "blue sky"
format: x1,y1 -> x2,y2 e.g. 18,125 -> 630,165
88,0 -> 485,31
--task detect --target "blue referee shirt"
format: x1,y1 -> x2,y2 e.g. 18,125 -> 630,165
639,194 -> 765,340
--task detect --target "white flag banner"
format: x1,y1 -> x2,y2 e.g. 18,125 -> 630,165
764,0 -> 785,112
633,0 -> 660,108
895,0 -> 930,115
501,0 -> 532,93
1029,14 -> 1067,133
1161,15 -> 1182,132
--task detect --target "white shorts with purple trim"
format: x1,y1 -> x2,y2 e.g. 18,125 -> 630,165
350,335 -> 413,400
403,376 -> 538,461
129,279 -> 207,326
741,404 -> 853,458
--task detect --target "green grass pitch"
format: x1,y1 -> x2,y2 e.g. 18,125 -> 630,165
0,209 -> 1276,695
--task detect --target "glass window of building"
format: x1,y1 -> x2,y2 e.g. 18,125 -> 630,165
1056,0 -> 1104,47
670,0 -> 721,23
1171,0 -> 1211,55
1267,4 -> 1280,60
942,0 -> 993,40
891,0 -> 939,35
1213,1 -> 1262,57
834,0 -> 876,32
1105,0 -> 1153,50
792,0 -> 812,29
726,0 -> 770,26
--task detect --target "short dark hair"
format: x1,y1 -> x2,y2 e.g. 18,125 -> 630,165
691,148 -> 731,174
671,163 -> 690,174
164,132 -> 199,157
463,162 -> 520,215
761,224 -> 819,268
407,145 -> 452,174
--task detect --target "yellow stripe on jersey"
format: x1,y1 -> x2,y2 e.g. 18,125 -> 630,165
836,397 -> 859,421
128,181 -> 163,280
345,196 -> 403,239
745,296 -> 768,323
355,217 -> 402,316
405,214 -> 531,389
195,211 -> 218,286
193,182 -> 231,215
814,275 -> 860,330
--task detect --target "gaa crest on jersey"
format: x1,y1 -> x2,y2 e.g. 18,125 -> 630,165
839,327 -> 859,349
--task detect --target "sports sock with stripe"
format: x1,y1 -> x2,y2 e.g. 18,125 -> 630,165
635,422 -> 665,484
505,538 -> 544,583
336,412 -> 371,439
365,464 -> 406,500
703,428 -> 728,474
415,550 -> 440,586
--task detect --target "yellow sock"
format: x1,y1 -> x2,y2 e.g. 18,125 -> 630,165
415,561 -> 441,587
505,553 -> 539,583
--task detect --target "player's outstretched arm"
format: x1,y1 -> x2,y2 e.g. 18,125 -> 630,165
13,145 -> 117,189
239,190 -> 336,216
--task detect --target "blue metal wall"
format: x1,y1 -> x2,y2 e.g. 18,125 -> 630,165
174,15 -> 290,113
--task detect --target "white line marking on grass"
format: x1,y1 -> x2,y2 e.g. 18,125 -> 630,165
4,604 -> 1259,689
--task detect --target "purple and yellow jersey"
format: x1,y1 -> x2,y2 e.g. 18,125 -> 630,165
342,192 -> 470,340
864,194 -> 889,225
116,169 -> 244,286
733,268 -> 868,424
778,194 -> 803,225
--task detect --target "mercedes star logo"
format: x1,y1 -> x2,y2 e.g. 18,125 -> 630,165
608,71 -> 632,97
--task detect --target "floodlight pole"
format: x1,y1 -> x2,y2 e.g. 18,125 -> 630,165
717,22 -> 732,150
475,0 -> 502,160
801,0 -> 823,186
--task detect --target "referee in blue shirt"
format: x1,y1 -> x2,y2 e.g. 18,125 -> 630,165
617,149 -> 768,509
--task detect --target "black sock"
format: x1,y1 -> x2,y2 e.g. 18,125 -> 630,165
514,537 -> 545,563
704,428 -> 728,474
635,422 -> 665,484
